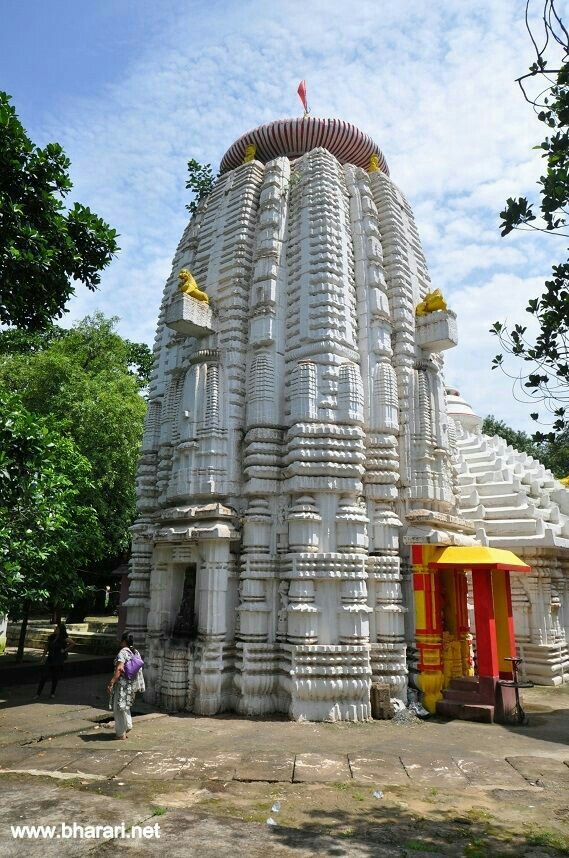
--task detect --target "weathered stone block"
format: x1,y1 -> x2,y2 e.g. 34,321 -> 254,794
370,682 -> 395,719
415,309 -> 458,351
165,292 -> 215,337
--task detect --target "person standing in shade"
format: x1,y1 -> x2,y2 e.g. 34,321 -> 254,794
36,622 -> 75,699
107,632 -> 145,739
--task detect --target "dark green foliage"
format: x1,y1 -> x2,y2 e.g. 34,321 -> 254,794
0,324 -> 64,355
0,314 -> 148,576
492,2 -> 569,443
185,159 -> 216,215
0,91 -> 119,331
0,388 -> 102,619
0,314 -> 152,387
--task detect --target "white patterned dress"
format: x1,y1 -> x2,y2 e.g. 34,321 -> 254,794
109,647 -> 145,736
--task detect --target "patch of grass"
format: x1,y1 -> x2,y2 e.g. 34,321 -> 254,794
463,842 -> 486,858
526,826 -> 569,852
253,801 -> 274,817
404,839 -> 439,853
466,808 -> 491,823
339,827 -> 355,838
198,797 -> 224,812
151,806 -> 167,817
332,782 -> 350,791
245,810 -> 269,824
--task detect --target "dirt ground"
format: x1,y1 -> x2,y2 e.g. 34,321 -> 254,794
1,672 -> 568,856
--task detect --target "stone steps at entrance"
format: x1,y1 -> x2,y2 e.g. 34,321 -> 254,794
442,688 -> 484,703
437,699 -> 495,723
437,676 -> 496,723
447,676 -> 479,692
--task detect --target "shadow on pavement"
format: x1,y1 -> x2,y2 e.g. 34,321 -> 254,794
79,732 -> 118,742
268,803 -> 568,857
0,671 -> 110,712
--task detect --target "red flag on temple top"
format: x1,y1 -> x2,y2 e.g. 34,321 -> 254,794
297,80 -> 308,113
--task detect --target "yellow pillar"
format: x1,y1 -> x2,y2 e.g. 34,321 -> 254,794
412,545 -> 444,712
491,569 -> 516,678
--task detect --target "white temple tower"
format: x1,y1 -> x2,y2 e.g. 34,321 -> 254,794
126,116 -> 476,721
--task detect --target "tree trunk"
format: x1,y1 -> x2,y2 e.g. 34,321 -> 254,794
16,602 -> 30,663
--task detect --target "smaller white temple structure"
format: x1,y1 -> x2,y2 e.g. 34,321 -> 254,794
448,389 -> 569,686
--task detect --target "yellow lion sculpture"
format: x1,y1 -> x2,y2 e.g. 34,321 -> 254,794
178,269 -> 209,304
416,289 -> 447,316
368,154 -> 380,173
243,143 -> 257,164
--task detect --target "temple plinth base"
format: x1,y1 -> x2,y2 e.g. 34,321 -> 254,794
286,644 -> 372,722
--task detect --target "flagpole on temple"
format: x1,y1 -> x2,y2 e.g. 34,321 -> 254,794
297,80 -> 310,118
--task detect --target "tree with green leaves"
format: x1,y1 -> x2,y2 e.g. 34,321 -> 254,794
0,314 -> 150,615
186,159 -> 216,215
0,388 -> 102,658
491,1 -> 569,443
0,91 -> 119,331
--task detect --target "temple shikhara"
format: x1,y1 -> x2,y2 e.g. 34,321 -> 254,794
125,113 -> 569,723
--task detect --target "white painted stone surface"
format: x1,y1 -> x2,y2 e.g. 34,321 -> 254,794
127,133 -> 484,721
165,292 -> 216,337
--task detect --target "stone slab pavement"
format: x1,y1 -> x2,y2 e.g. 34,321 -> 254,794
506,754 -> 569,788
1,675 -> 569,792
2,675 -> 569,854
2,739 -> 568,793
293,753 -> 351,783
348,752 -> 411,785
235,751 -> 296,782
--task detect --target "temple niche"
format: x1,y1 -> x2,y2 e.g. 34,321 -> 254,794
125,115 -> 569,723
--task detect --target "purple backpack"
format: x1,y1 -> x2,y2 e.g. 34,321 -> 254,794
123,649 -> 144,680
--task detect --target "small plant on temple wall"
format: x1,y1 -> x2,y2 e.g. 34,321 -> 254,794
185,160 -> 217,215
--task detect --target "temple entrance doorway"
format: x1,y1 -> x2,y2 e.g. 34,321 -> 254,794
173,563 -> 198,640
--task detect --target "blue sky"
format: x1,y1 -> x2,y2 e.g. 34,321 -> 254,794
0,0 -> 560,429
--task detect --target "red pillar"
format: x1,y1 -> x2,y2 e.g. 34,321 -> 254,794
471,567 -> 499,678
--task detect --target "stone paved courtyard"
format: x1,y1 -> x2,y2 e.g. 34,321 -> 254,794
1,673 -> 569,855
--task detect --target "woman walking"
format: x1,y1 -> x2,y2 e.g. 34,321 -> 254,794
36,622 -> 75,699
107,632 -> 145,739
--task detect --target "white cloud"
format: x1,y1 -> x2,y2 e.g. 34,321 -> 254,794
27,0 -> 559,429
444,273 -> 544,428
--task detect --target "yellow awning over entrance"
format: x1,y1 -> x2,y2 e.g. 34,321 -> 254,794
429,545 -> 530,573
